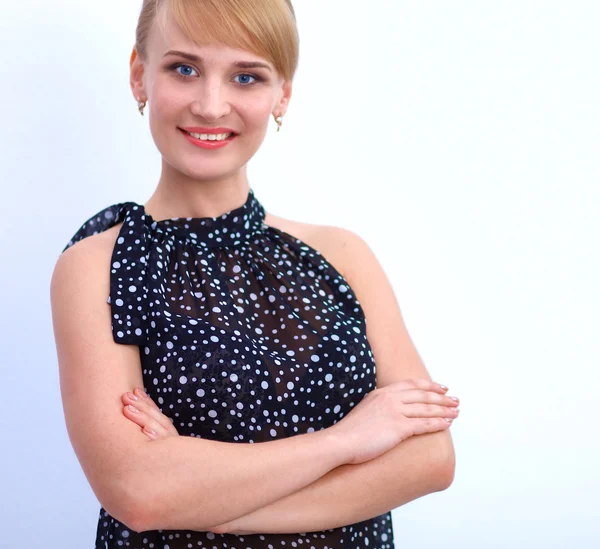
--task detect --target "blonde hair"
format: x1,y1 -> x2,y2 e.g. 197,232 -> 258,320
135,0 -> 299,81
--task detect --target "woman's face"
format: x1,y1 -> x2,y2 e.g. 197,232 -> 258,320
130,11 -> 291,182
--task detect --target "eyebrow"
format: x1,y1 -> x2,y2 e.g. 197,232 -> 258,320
163,50 -> 272,72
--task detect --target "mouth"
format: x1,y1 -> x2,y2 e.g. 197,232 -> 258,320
178,128 -> 238,142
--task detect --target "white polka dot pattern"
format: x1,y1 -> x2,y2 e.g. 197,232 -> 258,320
62,189 -> 394,548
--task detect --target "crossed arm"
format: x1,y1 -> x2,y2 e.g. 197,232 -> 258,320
55,221 -> 457,536
211,429 -> 454,535
210,228 -> 458,534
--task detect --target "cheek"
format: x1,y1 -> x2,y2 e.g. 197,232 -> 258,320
147,85 -> 188,150
238,96 -> 276,133
149,84 -> 183,122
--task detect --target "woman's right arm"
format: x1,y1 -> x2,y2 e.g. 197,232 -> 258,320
50,233 -> 350,533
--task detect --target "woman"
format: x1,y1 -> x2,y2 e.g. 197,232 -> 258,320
51,0 -> 459,547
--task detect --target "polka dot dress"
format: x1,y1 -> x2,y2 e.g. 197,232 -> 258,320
62,188 -> 395,548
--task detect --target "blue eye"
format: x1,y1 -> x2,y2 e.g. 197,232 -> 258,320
174,64 -> 198,78
235,74 -> 258,86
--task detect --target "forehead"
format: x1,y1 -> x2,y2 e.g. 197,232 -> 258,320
147,6 -> 271,66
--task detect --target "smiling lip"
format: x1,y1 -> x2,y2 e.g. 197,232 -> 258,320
179,128 -> 238,149
180,126 -> 238,134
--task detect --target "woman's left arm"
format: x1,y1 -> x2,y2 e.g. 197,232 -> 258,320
215,428 -> 453,534
213,227 -> 456,534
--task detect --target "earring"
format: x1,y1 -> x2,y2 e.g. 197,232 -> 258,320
137,97 -> 147,116
274,114 -> 283,132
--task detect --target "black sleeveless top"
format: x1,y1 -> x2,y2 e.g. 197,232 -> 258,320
62,188 -> 395,548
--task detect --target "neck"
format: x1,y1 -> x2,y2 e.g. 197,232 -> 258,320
144,161 -> 251,221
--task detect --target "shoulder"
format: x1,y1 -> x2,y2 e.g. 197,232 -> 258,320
266,213 -> 433,388
55,200 -> 137,286
55,222 -> 122,273
55,201 -> 153,345
52,221 -> 123,303
264,212 -> 369,280
303,224 -> 384,303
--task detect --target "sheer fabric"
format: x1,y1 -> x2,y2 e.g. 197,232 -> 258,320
62,188 -> 394,548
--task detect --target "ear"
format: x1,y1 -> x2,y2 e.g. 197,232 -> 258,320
274,80 -> 293,117
129,47 -> 146,101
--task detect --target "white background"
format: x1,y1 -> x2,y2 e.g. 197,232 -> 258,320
1,0 -> 598,546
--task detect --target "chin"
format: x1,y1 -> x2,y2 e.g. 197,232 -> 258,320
173,161 -> 243,181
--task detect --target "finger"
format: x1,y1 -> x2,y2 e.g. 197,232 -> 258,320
121,392 -> 169,431
133,387 -> 161,410
121,392 -> 178,434
409,417 -> 454,437
401,403 -> 460,419
142,426 -> 158,440
132,387 -> 166,415
123,404 -> 171,437
132,387 -> 178,431
385,378 -> 450,395
397,388 -> 460,407
124,404 -> 160,441
125,391 -> 179,436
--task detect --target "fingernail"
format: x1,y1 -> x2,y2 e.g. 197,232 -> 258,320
127,405 -> 139,413
439,384 -> 448,391
137,388 -> 148,398
127,392 -> 139,401
449,396 -> 459,402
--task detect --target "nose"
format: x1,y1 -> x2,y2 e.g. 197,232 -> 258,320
189,78 -> 231,121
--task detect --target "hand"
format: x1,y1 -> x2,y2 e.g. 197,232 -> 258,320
121,387 -> 180,440
328,378 -> 460,465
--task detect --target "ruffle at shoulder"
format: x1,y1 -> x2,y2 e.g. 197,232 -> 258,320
62,202 -> 151,346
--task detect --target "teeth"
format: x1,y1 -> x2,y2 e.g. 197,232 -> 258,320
185,131 -> 232,141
